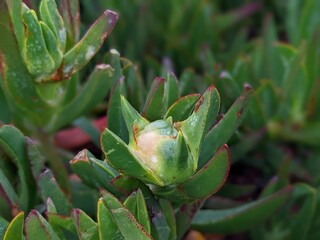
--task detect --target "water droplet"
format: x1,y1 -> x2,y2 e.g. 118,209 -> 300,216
151,155 -> 158,163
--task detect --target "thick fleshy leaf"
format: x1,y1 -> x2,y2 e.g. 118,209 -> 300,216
0,168 -> 20,216
5,0 -> 24,50
46,198 -> 57,213
3,211 -> 24,240
26,138 -> 45,178
105,49 -> 123,84
100,190 -> 152,239
163,72 -> 179,114
0,125 -> 35,210
139,185 -> 171,240
175,201 -> 203,239
72,209 -> 99,240
181,145 -> 230,199
124,189 -> 151,234
110,175 -> 142,197
39,0 -> 66,50
142,77 -> 165,121
123,58 -> 145,110
38,169 -> 73,215
47,212 -> 77,236
191,186 -> 292,234
179,69 -> 196,96
25,210 -> 59,240
121,95 -> 149,143
51,64 -> 113,131
97,198 -> 121,240
0,218 -> 9,240
21,6 -> 55,78
165,94 -> 200,122
0,3 -> 48,114
70,149 -> 121,196
101,128 -> 164,186
178,85 -> 220,164
40,21 -> 63,72
159,199 -> 176,240
287,183 -> 316,240
199,85 -> 253,168
108,77 -> 128,142
63,10 -> 118,76
60,0 -> 80,45
153,145 -> 230,202
0,82 -> 11,123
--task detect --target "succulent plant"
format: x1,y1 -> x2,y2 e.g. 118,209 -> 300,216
0,0 -> 118,133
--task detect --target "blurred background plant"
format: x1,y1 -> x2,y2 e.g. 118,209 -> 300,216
1,0 -> 320,239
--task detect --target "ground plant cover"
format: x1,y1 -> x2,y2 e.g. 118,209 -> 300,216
0,0 -> 320,239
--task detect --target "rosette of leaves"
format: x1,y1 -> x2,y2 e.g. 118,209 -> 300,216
0,0 -> 118,133
89,64 -> 252,203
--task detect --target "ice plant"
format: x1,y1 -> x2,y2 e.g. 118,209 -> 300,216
0,0 -> 118,132
103,86 -> 216,186
100,75 -> 248,203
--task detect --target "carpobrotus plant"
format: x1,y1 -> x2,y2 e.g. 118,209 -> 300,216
102,84 -> 229,202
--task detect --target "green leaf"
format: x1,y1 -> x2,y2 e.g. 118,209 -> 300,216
25,210 -> 59,240
191,187 -> 292,234
60,0 -> 80,45
0,217 -> 9,240
0,168 -> 21,215
138,185 -> 171,240
159,199 -> 176,240
46,198 -> 57,214
163,72 -> 179,114
97,198 -> 123,240
288,183 -> 316,240
124,189 -> 151,234
70,149 -> 121,196
72,209 -> 99,240
100,190 -> 152,240
108,77 -> 129,142
123,58 -> 145,110
26,138 -> 45,178
153,145 -> 230,202
179,69 -> 196,96
38,169 -> 73,215
178,85 -> 220,163
175,201 -> 203,239
5,0 -> 24,51
109,175 -> 142,197
199,85 -> 253,168
22,7 -> 55,78
142,77 -> 165,121
0,80 -> 12,123
63,10 -> 118,76
47,212 -> 77,236
51,64 -> 113,131
3,211 -> 24,240
0,4 -> 48,115
101,128 -> 164,186
164,94 -> 200,122
40,21 -> 63,72
39,0 -> 66,50
181,145 -> 230,199
121,95 -> 149,144
0,125 -> 36,210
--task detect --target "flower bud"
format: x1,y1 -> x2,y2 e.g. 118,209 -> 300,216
129,118 -> 195,185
